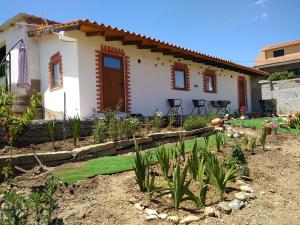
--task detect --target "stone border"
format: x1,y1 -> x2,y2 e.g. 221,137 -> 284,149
0,127 -> 214,171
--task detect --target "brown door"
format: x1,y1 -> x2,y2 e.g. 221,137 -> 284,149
238,77 -> 247,108
102,54 -> 125,111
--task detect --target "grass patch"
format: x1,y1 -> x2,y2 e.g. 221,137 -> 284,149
53,136 -> 222,184
226,118 -> 300,134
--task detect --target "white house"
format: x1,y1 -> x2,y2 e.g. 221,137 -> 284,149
0,13 -> 267,119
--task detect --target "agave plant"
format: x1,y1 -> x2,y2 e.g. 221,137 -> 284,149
188,142 -> 200,180
205,154 -> 239,200
198,157 -> 208,206
215,133 -> 224,152
133,141 -> 147,192
164,161 -> 198,210
155,146 -> 170,179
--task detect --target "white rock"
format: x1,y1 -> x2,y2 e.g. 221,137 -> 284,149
233,133 -> 240,138
158,213 -> 168,219
235,192 -> 255,201
134,203 -> 144,211
146,215 -> 158,221
216,202 -> 231,214
167,215 -> 179,223
204,207 -> 216,217
239,131 -> 245,136
228,199 -> 245,210
179,215 -> 200,224
240,185 -> 254,193
145,208 -> 158,216
129,198 -> 137,204
227,133 -> 233,138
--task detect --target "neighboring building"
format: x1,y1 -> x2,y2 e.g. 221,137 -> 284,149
255,39 -> 300,77
0,13 -> 267,119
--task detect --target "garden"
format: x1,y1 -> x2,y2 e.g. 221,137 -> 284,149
1,89 -> 300,225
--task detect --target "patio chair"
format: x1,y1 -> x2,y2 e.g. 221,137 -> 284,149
167,99 -> 183,116
190,99 -> 206,115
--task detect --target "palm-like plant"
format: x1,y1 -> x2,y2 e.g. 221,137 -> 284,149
205,155 -> 238,200
215,133 -> 224,152
198,157 -> 208,206
188,142 -> 200,180
133,141 -> 147,192
155,146 -> 170,179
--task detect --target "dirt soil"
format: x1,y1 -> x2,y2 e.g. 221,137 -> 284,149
2,127 -> 300,225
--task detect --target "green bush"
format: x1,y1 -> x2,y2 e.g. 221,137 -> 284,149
231,144 -> 247,164
151,112 -> 164,131
92,120 -> 108,143
120,117 -> 141,140
267,71 -> 295,81
183,116 -> 208,131
155,146 -> 170,179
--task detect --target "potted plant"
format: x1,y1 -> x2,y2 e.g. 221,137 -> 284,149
239,105 -> 247,119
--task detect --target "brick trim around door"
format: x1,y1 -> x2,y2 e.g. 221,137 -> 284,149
95,45 -> 131,112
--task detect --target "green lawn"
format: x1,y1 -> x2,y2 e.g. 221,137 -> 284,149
53,136 -> 219,184
226,117 -> 300,134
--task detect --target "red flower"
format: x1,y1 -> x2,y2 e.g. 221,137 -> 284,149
240,105 -> 247,112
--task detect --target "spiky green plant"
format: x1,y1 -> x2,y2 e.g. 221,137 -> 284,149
198,157 -> 208,206
155,146 -> 170,179
188,142 -> 200,180
249,137 -> 256,155
232,144 -> 247,164
177,140 -> 186,161
145,167 -> 156,204
204,135 -> 210,146
260,129 -> 267,151
72,116 -> 81,147
205,154 -> 239,200
164,161 -> 198,210
133,141 -> 147,192
215,133 -> 224,152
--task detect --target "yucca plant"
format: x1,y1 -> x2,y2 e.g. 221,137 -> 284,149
198,158 -> 208,206
260,129 -> 267,151
205,154 -> 239,200
164,161 -> 198,210
177,141 -> 186,161
249,137 -> 256,155
72,116 -> 81,147
215,133 -> 224,152
145,167 -> 156,204
188,142 -> 200,180
133,141 -> 147,192
155,146 -> 170,179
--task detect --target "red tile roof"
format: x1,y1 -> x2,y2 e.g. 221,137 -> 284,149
27,18 -> 268,76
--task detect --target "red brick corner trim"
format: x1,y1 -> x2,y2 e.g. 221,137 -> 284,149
203,68 -> 217,93
95,45 -> 131,112
170,62 -> 190,91
49,52 -> 63,90
237,76 -> 248,108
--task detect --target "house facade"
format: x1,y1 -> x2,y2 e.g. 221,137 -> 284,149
0,14 -> 267,119
255,39 -> 300,77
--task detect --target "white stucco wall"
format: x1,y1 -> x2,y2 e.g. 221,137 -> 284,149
0,22 -> 40,94
38,34 -> 80,118
70,31 -> 252,118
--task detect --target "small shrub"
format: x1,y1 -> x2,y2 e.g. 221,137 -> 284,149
260,129 -> 267,151
249,137 -> 256,155
72,116 -> 81,147
223,156 -> 237,169
267,71 -> 295,81
152,111 -> 164,132
205,154 -> 238,200
92,120 -> 108,143
241,164 -> 250,178
120,117 -> 141,140
155,146 -> 170,179
183,116 -> 208,131
231,144 -> 247,164
108,118 -> 121,141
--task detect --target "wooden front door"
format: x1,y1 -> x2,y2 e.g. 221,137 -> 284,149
238,77 -> 247,108
102,54 -> 125,111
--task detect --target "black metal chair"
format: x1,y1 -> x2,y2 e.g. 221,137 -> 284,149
210,100 -> 231,114
167,99 -> 183,116
190,99 -> 206,115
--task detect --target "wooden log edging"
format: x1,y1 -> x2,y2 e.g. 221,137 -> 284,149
0,127 -> 214,171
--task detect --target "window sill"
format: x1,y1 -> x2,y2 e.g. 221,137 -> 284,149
50,86 -> 63,92
172,87 -> 189,91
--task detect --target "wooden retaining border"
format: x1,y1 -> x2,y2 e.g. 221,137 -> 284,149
0,127 -> 215,171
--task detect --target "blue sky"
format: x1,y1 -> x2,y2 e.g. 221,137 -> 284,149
1,0 -> 299,66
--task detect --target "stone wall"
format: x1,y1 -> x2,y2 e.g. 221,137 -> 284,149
259,78 -> 300,115
0,119 -> 95,147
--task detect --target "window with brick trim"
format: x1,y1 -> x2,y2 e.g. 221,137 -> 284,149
203,69 -> 217,93
49,52 -> 63,90
171,62 -> 190,91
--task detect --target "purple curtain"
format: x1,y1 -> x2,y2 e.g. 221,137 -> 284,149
17,41 -> 31,88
